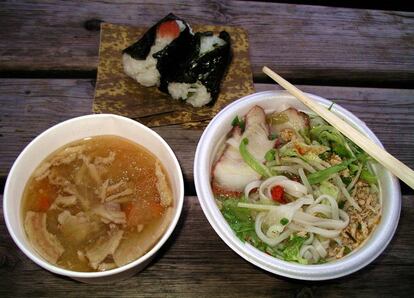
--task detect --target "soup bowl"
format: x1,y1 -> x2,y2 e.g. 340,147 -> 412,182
194,90 -> 401,280
4,114 -> 184,283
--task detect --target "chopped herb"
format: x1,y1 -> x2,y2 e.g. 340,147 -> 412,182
280,218 -> 289,225
268,133 -> 278,140
328,102 -> 335,111
338,200 -> 346,209
344,246 -> 352,255
341,176 -> 352,186
231,115 -> 245,130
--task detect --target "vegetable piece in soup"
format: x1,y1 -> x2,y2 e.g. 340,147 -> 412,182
22,135 -> 173,272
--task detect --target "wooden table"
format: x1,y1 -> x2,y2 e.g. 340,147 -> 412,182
1,1 -> 413,296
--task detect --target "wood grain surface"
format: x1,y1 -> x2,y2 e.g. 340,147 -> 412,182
0,195 -> 413,297
1,1 -> 414,85
1,1 -> 414,296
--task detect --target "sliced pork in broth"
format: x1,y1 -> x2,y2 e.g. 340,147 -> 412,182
22,135 -> 174,272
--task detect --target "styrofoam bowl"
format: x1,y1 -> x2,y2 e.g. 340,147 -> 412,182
194,90 -> 401,280
4,114 -> 184,283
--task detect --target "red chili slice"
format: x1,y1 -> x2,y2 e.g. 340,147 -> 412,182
271,185 -> 286,203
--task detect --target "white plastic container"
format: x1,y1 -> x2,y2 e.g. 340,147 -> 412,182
4,114 -> 184,283
194,90 -> 401,280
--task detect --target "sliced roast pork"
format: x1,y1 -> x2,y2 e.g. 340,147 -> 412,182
24,211 -> 64,264
113,208 -> 173,267
268,107 -> 310,142
85,227 -> 124,270
212,105 -> 275,194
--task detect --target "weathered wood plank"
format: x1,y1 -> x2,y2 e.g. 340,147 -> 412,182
243,1 -> 414,12
0,1 -> 413,85
1,79 -> 413,194
0,195 -> 413,297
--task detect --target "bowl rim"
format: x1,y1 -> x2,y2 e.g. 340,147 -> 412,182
4,113 -> 184,278
194,90 -> 401,280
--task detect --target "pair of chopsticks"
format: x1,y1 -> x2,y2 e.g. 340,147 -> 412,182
263,66 -> 414,190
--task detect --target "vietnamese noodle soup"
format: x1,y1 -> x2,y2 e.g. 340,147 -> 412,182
212,106 -> 382,264
22,135 -> 174,272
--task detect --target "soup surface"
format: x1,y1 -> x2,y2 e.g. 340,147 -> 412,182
22,135 -> 173,272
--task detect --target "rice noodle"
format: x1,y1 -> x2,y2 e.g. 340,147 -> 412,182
255,212 -> 294,246
244,180 -> 262,200
281,157 -> 317,173
298,167 -> 312,194
346,164 -> 363,191
333,175 -> 361,211
259,176 -> 308,200
312,236 -> 327,258
270,166 -> 298,175
300,245 -> 319,263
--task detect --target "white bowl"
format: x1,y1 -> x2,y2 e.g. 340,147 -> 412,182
194,90 -> 401,280
4,114 -> 184,283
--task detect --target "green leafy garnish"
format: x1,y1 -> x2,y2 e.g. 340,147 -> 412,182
310,125 -> 351,158
282,235 -> 308,264
221,198 -> 268,252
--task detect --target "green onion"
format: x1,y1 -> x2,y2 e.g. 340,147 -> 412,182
307,159 -> 354,185
265,149 -> 276,162
239,138 -> 270,178
360,168 -> 377,184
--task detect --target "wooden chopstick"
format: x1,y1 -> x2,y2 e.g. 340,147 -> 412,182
263,66 -> 414,190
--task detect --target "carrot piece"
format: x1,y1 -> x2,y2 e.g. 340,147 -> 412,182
122,202 -> 134,219
123,200 -> 164,227
157,20 -> 180,39
36,196 -> 51,212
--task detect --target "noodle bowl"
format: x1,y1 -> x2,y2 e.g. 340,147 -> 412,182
194,90 -> 400,280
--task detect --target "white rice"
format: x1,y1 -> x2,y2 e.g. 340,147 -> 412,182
199,35 -> 226,56
123,28 -> 177,87
168,81 -> 211,107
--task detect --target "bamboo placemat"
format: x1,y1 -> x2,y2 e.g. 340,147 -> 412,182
93,23 -> 254,128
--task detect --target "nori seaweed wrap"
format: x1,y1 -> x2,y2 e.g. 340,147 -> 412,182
122,14 -> 232,107
161,31 -> 232,107
122,13 -> 194,87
